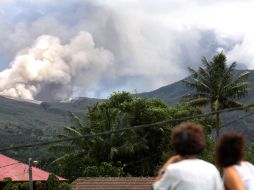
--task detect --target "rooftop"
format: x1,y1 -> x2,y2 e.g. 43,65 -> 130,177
71,177 -> 154,190
0,154 -> 65,181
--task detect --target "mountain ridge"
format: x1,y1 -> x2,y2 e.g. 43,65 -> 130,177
0,70 -> 253,161
139,70 -> 254,105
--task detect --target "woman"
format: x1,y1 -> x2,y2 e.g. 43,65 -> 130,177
216,131 -> 254,190
153,122 -> 223,190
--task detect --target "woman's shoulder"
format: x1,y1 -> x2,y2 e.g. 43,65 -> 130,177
241,161 -> 254,168
224,165 -> 236,173
224,166 -> 245,190
234,161 -> 254,171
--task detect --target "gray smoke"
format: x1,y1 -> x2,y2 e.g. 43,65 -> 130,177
0,0 -> 253,100
0,32 -> 113,101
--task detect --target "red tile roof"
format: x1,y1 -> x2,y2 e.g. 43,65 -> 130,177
0,154 -> 65,181
71,177 -> 154,190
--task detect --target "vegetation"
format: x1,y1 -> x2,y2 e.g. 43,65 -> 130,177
182,52 -> 250,137
0,96 -> 98,164
49,92 -> 210,180
0,69 -> 253,167
0,56 -> 252,182
1,175 -> 70,190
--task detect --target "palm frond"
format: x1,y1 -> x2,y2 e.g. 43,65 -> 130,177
222,100 -> 243,109
187,67 -> 199,78
182,79 -> 210,92
68,112 -> 84,128
183,97 -> 210,107
50,154 -> 74,165
228,62 -> 237,72
201,57 -> 211,69
234,71 -> 250,83
63,126 -> 83,136
198,67 -> 210,82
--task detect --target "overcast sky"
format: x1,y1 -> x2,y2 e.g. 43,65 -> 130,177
0,0 -> 253,100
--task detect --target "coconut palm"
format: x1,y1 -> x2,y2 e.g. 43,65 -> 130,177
182,52 -> 250,137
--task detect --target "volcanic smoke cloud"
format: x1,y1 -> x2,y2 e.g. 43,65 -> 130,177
0,1 -> 253,99
0,31 -> 114,101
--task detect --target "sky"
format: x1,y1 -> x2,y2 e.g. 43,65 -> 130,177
0,0 -> 253,101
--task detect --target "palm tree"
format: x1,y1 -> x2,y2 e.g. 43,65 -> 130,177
182,52 -> 250,137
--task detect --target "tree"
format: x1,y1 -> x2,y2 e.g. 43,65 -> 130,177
48,112 -> 95,180
182,52 -> 250,137
86,92 -> 177,176
50,92 -> 207,178
49,107 -> 131,179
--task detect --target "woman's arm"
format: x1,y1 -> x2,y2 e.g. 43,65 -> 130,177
223,166 -> 244,190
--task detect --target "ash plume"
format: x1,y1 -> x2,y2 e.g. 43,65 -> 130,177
0,1 -> 253,99
0,31 -> 113,101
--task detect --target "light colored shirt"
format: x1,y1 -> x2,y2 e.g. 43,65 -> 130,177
153,159 -> 224,190
234,161 -> 254,190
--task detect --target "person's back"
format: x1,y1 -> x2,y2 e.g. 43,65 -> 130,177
234,161 -> 254,190
153,122 -> 223,190
216,132 -> 254,190
153,159 -> 223,190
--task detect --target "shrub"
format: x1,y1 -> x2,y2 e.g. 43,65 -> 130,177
44,174 -> 59,190
58,182 -> 71,190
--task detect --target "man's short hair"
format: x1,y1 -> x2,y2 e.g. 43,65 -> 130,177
171,122 -> 205,156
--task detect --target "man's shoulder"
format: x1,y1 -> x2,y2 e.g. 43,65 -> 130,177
166,159 -> 218,172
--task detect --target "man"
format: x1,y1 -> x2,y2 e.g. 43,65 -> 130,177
153,122 -> 224,190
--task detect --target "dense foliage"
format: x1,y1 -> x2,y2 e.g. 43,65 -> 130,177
49,92 -> 205,180
1,174 -> 70,190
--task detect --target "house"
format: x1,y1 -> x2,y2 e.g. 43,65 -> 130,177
71,177 -> 154,190
0,154 -> 65,181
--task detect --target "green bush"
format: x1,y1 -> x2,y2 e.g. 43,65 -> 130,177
83,162 -> 126,177
34,181 -> 44,190
58,182 -> 71,190
1,176 -> 70,190
19,182 -> 29,190
2,177 -> 14,190
44,174 -> 59,190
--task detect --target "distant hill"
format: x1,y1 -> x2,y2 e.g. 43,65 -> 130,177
140,70 -> 254,139
0,96 -> 100,161
140,70 -> 254,105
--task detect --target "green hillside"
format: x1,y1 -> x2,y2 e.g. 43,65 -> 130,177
0,96 -> 99,161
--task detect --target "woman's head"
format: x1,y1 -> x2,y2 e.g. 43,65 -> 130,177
171,122 -> 205,156
216,131 -> 245,168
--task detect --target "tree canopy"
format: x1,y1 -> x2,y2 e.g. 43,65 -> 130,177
49,92 -> 204,179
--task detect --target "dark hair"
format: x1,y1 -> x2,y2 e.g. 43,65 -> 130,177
216,131 -> 245,167
171,122 -> 205,156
